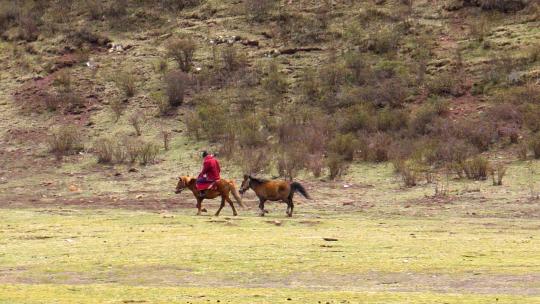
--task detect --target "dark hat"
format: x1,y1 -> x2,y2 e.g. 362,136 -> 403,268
202,151 -> 208,157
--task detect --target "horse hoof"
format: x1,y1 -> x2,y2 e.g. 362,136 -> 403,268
233,213 -> 238,216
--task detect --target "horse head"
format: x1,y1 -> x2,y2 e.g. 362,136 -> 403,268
239,174 -> 251,194
175,176 -> 194,194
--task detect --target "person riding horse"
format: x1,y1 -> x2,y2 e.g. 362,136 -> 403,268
197,151 -> 220,198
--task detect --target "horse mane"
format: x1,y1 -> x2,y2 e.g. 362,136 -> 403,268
250,176 -> 269,184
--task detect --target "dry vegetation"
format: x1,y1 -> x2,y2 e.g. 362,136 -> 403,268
0,0 -> 539,181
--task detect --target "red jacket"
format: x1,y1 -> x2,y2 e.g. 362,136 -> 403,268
198,155 -> 221,181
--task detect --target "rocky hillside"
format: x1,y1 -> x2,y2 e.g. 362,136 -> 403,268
1,0 -> 540,198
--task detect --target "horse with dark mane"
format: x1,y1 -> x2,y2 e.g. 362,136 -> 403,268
239,175 -> 311,217
175,176 -> 245,216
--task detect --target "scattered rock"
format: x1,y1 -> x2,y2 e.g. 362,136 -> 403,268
68,185 -> 80,192
128,168 -> 138,173
136,194 -> 144,200
323,238 -> 338,242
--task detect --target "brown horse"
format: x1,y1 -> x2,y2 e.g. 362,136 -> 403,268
175,176 -> 245,216
239,175 -> 311,217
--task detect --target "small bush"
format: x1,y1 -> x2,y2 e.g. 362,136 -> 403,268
93,137 -> 115,164
397,161 -> 418,187
326,153 -> 348,180
110,98 -> 123,122
478,0 -> 528,12
166,36 -> 197,73
368,133 -> 393,162
160,0 -> 201,11
236,147 -> 271,174
85,0 -> 104,20
376,108 -> 409,132
410,103 -> 441,135
17,11 -> 40,42
462,156 -> 490,180
185,110 -> 202,140
327,133 -> 358,162
244,0 -> 276,22
220,45 -> 248,75
139,142 -> 160,165
339,104 -> 376,133
517,142 -> 528,160
129,112 -> 144,136
164,69 -> 187,107
124,137 -> 141,163
195,100 -> 229,142
426,72 -> 464,97
490,162 -> 507,186
523,103 -> 540,132
114,69 -> 137,98
529,133 -> 540,159
47,125 -> 83,160
161,129 -> 172,151
153,93 -> 170,117
262,60 -> 288,100
365,26 -> 401,54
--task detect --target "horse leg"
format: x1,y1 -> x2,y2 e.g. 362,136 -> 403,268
288,200 -> 294,217
225,196 -> 238,216
258,198 -> 266,217
196,198 -> 203,216
215,197 -> 225,216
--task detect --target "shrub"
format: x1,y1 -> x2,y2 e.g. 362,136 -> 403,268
185,110 -> 202,139
17,11 -> 40,42
326,153 -> 348,180
129,112 -> 144,136
366,133 -> 392,162
0,1 -> 18,32
85,0 -> 104,20
490,162 -> 507,186
327,133 -> 358,162
462,156 -> 490,180
377,108 -> 409,132
161,129 -> 172,151
220,45 -> 248,75
236,113 -> 267,148
47,125 -> 83,160
114,69 -> 137,98
244,0 -> 276,22
486,102 -> 522,123
410,103 -> 441,135
153,94 -> 170,117
110,98 -> 123,122
159,0 -> 200,11
139,142 -> 160,165
365,25 -> 401,54
276,147 -> 304,180
93,137 -> 115,164
477,0 -> 528,12
339,104 -> 376,133
166,36 -> 197,72
517,142 -> 528,160
236,147 -> 270,174
196,100 -> 229,142
456,119 -> 497,152
523,103 -> 540,132
426,72 -> 464,97
164,69 -> 187,107
397,161 -> 418,187
262,60 -> 288,100
124,137 -> 141,163
529,133 -> 540,159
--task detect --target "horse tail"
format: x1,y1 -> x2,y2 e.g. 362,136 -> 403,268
291,182 -> 311,199
229,180 -> 246,208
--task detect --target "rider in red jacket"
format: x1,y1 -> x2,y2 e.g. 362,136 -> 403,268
196,151 -> 221,198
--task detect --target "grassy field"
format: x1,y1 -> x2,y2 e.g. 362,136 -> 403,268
1,190 -> 539,303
